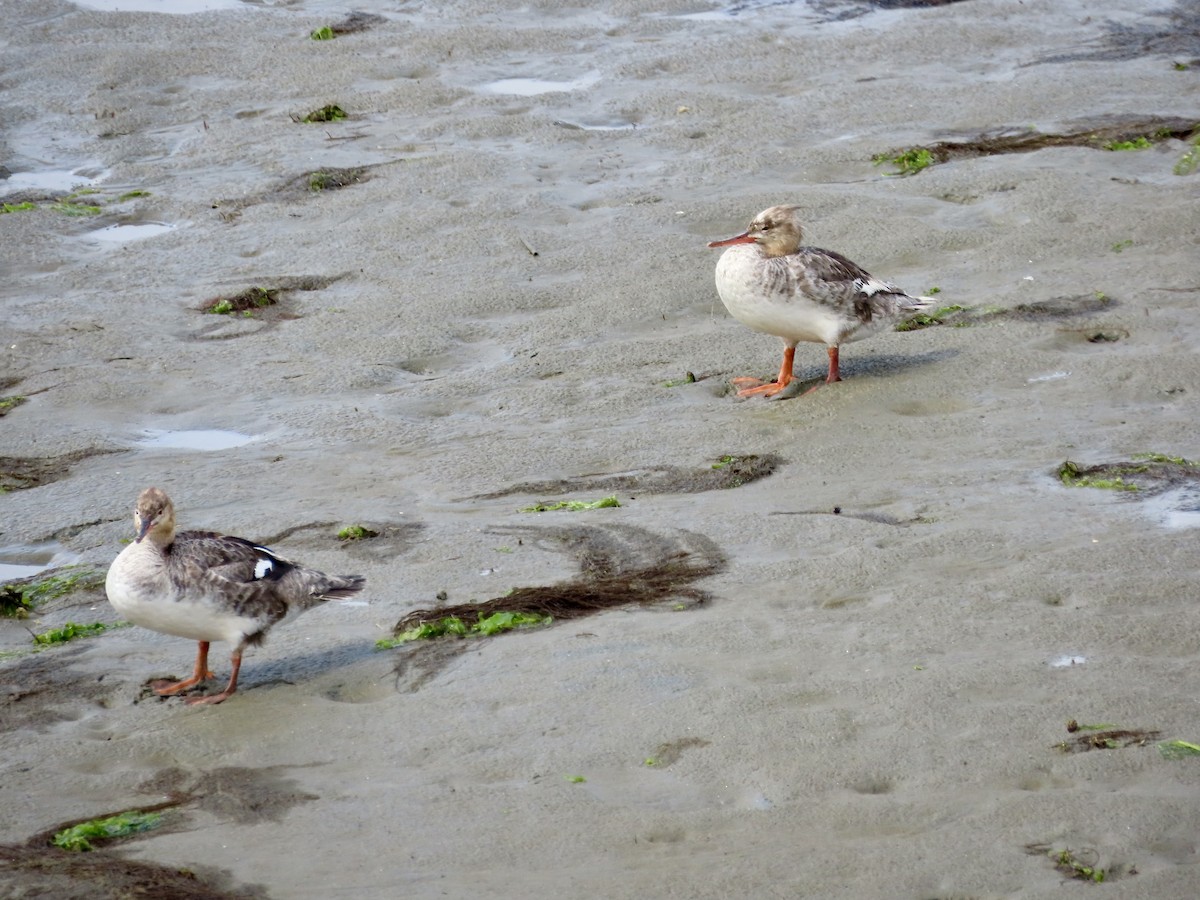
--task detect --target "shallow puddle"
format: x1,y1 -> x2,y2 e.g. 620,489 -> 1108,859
0,561 -> 50,581
1,167 -> 102,196
479,73 -> 601,96
553,117 -> 638,132
69,0 -> 245,11
0,544 -> 75,582
675,0 -> 823,22
82,222 -> 177,244
134,429 -> 257,451
1049,654 -> 1087,668
1142,485 -> 1200,530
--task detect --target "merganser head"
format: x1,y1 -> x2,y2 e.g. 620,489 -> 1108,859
707,205 -> 804,259
133,486 -> 177,544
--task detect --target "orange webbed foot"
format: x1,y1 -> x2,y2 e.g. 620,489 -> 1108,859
182,652 -> 242,705
154,641 -> 216,696
152,671 -> 215,696
732,346 -> 798,398
734,379 -> 791,398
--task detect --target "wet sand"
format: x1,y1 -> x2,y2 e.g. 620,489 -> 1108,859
3,0 -> 1200,896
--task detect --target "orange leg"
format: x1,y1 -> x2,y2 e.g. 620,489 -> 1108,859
153,641 -> 216,695
801,346 -> 842,396
731,346 -> 797,398
185,648 -> 243,706
826,345 -> 841,383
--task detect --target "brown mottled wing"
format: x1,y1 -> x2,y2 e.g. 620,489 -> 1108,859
791,247 -> 874,285
169,530 -> 292,623
783,247 -> 923,326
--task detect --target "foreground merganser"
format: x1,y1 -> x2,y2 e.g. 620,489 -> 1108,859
106,487 -> 365,705
708,204 -> 937,398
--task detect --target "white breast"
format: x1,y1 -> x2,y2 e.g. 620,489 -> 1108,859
106,544 -> 261,645
715,247 -> 844,346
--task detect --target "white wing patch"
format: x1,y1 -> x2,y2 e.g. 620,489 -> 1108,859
252,549 -> 275,580
856,278 -> 896,297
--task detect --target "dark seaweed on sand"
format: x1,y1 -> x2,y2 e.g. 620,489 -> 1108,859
0,765 -> 322,897
0,448 -> 120,493
1056,728 -> 1162,753
1058,454 -> 1200,495
327,11 -> 385,35
0,842 -> 267,900
391,525 -> 726,636
467,454 -> 781,501
877,115 -> 1198,174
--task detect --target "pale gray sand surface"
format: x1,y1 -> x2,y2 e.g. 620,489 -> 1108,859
3,0 -> 1200,896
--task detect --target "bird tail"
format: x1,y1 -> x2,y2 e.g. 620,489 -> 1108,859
284,567 -> 366,603
315,574 -> 366,601
907,294 -> 940,312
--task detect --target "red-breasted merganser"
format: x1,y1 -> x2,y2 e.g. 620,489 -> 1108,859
708,204 -> 936,398
106,487 -> 365,705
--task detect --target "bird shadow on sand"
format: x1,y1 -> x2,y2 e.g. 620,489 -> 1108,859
136,636 -> 388,705
762,348 -> 958,398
